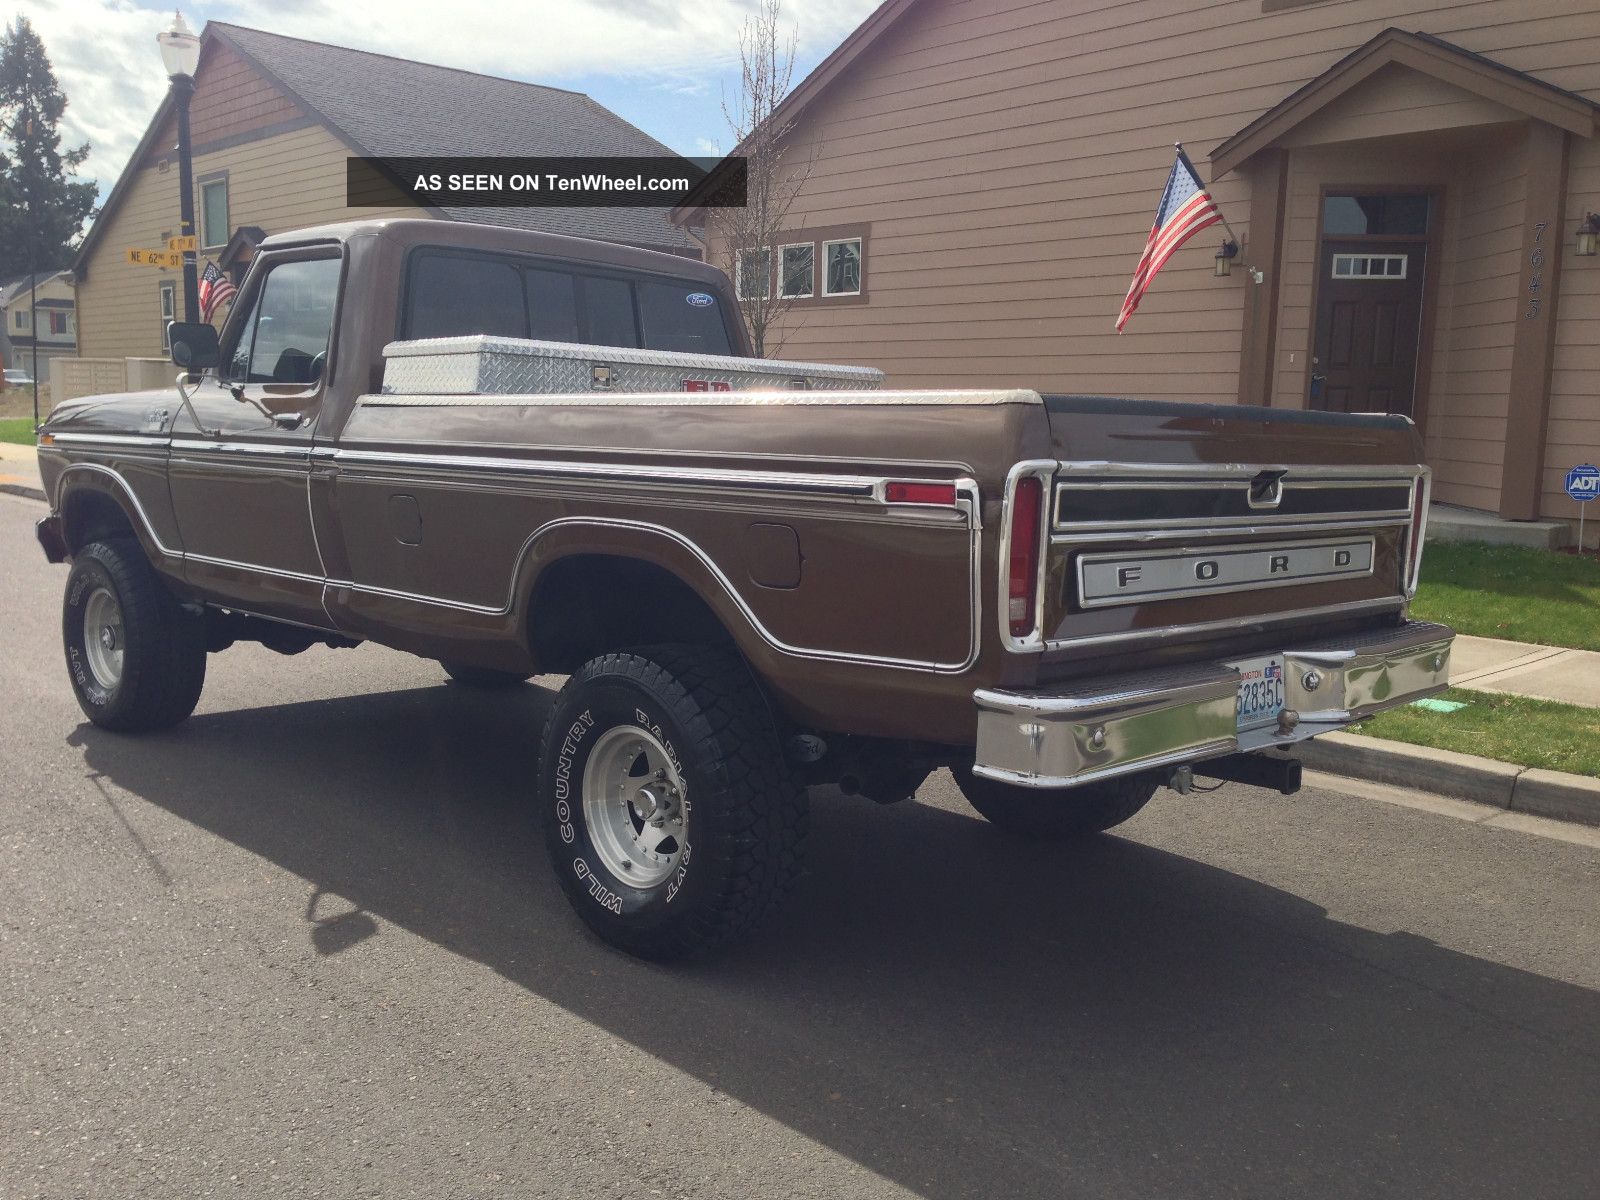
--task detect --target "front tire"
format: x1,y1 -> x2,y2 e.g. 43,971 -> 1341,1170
954,766 -> 1159,839
62,539 -> 206,732
539,645 -> 807,960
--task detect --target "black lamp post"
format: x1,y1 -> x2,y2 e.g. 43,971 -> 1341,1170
158,12 -> 201,323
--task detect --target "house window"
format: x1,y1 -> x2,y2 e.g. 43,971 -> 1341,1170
159,281 -> 176,352
48,311 -> 67,335
736,248 -> 770,300
1332,253 -> 1408,280
14,310 -> 28,331
199,174 -> 230,249
779,243 -> 814,298
822,238 -> 862,296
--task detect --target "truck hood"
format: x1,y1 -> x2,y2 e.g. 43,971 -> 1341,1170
41,386 -> 183,438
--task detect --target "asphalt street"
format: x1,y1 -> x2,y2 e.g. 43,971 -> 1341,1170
2,490 -> 1598,1200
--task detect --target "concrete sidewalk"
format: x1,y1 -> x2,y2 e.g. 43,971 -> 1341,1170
0,440 -> 43,500
1450,634 -> 1600,707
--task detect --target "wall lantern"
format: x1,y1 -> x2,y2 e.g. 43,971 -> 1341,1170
1577,212 -> 1600,258
1214,239 -> 1239,278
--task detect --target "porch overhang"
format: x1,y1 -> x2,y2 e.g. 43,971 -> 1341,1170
1210,28 -> 1599,179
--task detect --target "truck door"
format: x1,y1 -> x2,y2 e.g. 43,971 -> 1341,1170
167,250 -> 342,624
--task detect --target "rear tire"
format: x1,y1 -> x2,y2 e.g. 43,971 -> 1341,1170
442,661 -> 531,689
953,765 -> 1159,839
538,645 -> 807,960
62,539 -> 206,732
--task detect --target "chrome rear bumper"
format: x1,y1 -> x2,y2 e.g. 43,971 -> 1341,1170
973,619 -> 1452,789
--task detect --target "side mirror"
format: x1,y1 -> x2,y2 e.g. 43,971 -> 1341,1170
168,321 -> 220,370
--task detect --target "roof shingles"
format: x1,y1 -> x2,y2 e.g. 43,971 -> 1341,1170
212,23 -> 694,252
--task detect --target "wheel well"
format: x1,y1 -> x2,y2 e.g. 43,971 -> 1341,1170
528,555 -> 734,673
61,487 -> 138,555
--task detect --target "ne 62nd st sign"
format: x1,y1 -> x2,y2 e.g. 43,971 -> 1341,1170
126,247 -> 185,268
1567,464 -> 1599,502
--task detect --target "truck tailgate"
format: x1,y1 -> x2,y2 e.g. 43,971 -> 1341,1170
1034,396 -> 1426,671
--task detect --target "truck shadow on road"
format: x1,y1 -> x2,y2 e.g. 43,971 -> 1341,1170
68,680 -> 1600,1200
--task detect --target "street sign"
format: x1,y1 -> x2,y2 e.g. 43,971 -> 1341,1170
1565,464 -> 1599,502
166,235 -> 197,252
126,247 -> 184,268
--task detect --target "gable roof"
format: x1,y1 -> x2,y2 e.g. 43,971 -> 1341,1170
1211,28 -> 1600,178
75,22 -> 693,276
0,271 -> 70,307
672,0 -> 923,223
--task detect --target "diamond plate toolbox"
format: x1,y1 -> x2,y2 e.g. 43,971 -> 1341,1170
381,335 -> 885,396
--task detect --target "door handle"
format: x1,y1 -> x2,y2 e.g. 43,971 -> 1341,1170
271,412 -> 306,430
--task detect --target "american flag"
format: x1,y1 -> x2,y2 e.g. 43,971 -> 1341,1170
1116,146 -> 1224,332
199,261 -> 237,323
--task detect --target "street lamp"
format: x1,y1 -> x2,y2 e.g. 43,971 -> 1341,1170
157,11 -> 201,324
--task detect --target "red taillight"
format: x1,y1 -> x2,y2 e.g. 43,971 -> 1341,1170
885,481 -> 957,506
1008,476 -> 1044,638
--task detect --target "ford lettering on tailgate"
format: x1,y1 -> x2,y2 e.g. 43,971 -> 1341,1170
1077,536 -> 1374,608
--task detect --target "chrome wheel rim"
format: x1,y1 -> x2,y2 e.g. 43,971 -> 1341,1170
83,586 -> 125,690
581,725 -> 688,888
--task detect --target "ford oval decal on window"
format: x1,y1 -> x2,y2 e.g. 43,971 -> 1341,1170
685,292 -> 715,307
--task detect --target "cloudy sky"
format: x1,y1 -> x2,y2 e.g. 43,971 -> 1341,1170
24,0 -> 880,201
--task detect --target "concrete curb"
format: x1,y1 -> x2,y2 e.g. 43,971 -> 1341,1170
1292,732 -> 1600,828
0,482 -> 45,502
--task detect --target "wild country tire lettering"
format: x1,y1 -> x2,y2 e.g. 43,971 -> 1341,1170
553,709 -> 595,846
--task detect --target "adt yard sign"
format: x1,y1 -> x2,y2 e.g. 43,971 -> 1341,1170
1567,464 -> 1599,502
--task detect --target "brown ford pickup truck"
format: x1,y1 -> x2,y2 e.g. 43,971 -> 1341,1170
35,217 -> 1452,959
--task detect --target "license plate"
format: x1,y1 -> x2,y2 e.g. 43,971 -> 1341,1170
1230,655 -> 1286,730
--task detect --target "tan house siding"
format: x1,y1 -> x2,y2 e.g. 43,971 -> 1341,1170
706,0 -> 1600,520
1545,131 -> 1600,517
76,122 -> 416,360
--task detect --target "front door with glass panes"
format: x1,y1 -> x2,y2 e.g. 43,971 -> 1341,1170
1311,193 -> 1430,417
166,250 -> 343,618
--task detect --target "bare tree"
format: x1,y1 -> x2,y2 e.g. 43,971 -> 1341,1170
711,0 -> 812,357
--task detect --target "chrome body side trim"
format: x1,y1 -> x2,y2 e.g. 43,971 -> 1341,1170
973,620 -> 1453,788
52,463 -> 181,559
50,458 -> 981,672
331,497 -> 984,673
46,432 -> 169,449
360,388 -> 1042,409
331,446 -> 881,499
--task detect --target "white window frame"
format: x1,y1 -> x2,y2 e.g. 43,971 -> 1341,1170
735,247 -> 771,300
14,309 -> 28,331
821,237 -> 863,297
778,242 -> 814,299
199,174 -> 230,250
159,281 -> 177,352
1332,252 -> 1408,280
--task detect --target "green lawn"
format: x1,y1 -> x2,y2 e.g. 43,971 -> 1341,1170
1350,687 -> 1600,777
0,417 -> 36,445
1412,540 -> 1600,651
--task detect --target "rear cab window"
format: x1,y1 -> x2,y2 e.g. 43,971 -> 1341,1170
402,249 -> 736,356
